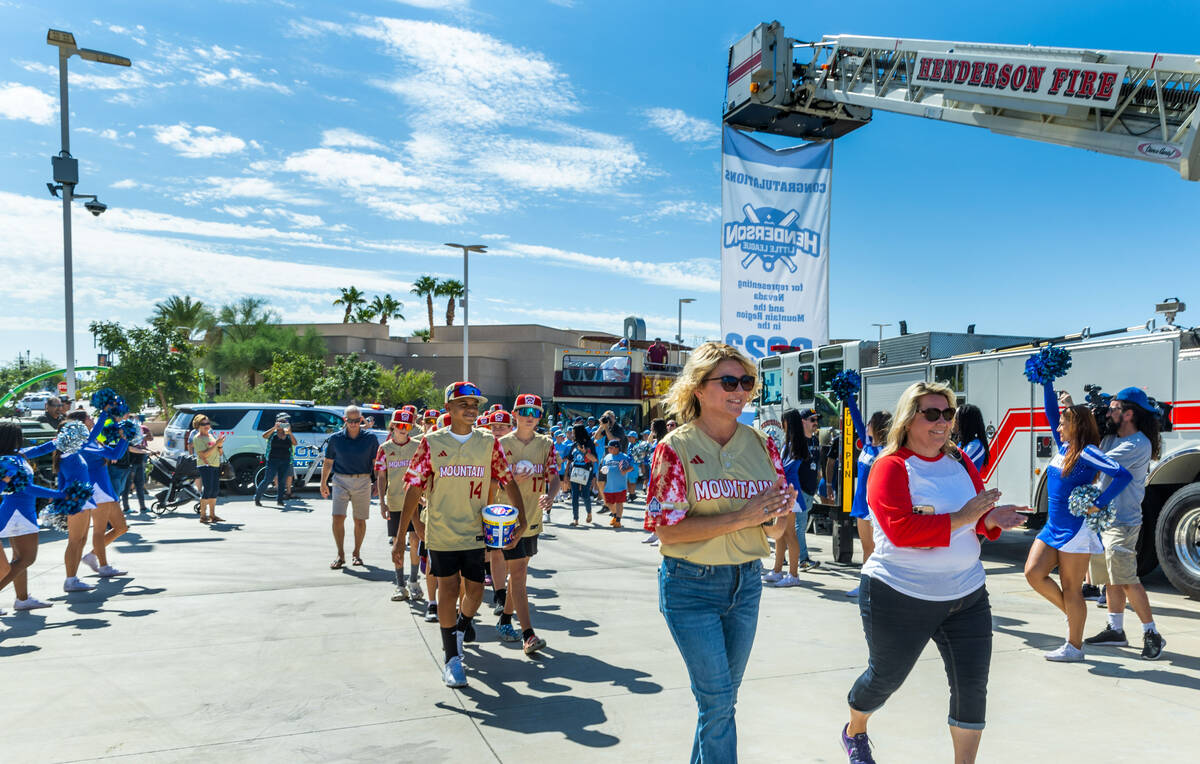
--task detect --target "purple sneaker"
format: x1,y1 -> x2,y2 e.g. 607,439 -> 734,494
841,723 -> 876,763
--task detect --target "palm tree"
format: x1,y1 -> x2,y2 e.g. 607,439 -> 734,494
410,276 -> 439,339
150,295 -> 216,341
437,279 -> 464,326
217,297 -> 278,343
332,286 -> 367,323
353,305 -> 376,323
412,328 -> 431,343
370,294 -> 404,326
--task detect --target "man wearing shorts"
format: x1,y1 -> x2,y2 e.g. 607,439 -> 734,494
498,394 -> 558,655
396,381 -> 526,688
377,409 -> 423,602
320,405 -> 377,570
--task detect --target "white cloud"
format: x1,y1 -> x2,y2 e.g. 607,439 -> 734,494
390,0 -> 469,7
260,207 -> 327,229
644,107 -> 719,145
321,128 -> 385,151
481,298 -> 718,336
624,200 -> 720,224
153,123 -> 247,158
218,205 -> 255,218
186,176 -> 322,207
474,129 -> 643,192
111,179 -> 139,189
492,241 -> 720,293
0,82 -> 56,125
193,67 -> 291,95
283,148 -> 425,191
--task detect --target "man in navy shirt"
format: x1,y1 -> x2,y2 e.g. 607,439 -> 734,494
320,405 -> 378,569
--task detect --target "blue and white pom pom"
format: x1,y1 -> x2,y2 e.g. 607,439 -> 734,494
119,419 -> 141,442
830,369 -> 862,402
54,420 -> 90,455
111,396 -> 130,417
100,419 -> 122,443
1068,484 -> 1114,533
90,387 -> 120,410
1023,346 -> 1072,385
53,480 -> 95,516
0,455 -> 30,494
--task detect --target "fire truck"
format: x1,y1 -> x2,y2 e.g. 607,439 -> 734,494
757,307 -> 1200,598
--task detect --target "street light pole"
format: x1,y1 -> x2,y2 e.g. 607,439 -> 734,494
871,322 -> 892,343
677,298 -> 695,346
444,243 -> 487,381
46,29 -> 129,402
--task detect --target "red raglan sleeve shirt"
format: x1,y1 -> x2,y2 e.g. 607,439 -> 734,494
645,441 -> 689,530
404,438 -> 433,489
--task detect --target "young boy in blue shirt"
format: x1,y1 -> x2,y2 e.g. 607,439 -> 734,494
599,439 -> 633,527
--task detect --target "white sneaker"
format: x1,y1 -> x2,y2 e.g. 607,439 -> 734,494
63,577 -> 94,592
773,574 -> 801,588
97,565 -> 126,578
442,655 -> 467,688
641,533 -> 658,544
1044,642 -> 1085,662
762,571 -> 784,583
391,586 -> 410,602
13,597 -> 53,611
407,581 -> 423,601
80,552 -> 100,574
846,586 -> 860,598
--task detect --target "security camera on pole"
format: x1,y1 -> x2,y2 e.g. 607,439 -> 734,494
44,29 -> 130,402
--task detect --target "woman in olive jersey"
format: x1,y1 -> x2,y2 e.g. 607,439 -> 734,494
645,342 -> 796,763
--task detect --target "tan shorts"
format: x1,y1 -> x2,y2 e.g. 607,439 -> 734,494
1090,524 -> 1141,586
332,473 -> 372,520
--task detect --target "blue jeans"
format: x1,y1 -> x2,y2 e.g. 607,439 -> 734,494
848,576 -> 992,729
569,481 -> 592,521
659,557 -> 763,763
793,492 -> 813,562
255,458 -> 292,502
108,465 -> 131,497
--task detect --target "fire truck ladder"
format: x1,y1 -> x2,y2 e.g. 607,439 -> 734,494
724,24 -> 1200,180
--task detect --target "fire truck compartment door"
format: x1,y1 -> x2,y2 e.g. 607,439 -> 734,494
863,366 -> 928,417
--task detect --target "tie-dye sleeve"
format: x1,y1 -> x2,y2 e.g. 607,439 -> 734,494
644,441 -> 688,530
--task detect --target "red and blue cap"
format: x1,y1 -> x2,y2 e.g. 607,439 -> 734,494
445,381 -> 487,406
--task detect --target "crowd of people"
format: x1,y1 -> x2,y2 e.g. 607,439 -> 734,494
0,345 -> 1176,764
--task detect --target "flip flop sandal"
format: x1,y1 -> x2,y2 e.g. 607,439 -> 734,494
330,558 -> 345,570
352,555 -> 364,566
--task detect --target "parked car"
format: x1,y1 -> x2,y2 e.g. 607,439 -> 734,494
15,392 -> 55,417
163,402 -> 345,494
315,404 -> 392,444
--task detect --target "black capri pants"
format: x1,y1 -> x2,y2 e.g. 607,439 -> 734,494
198,465 -> 221,500
847,575 -> 992,730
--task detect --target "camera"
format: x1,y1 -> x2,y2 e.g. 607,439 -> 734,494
600,415 -> 611,424
84,199 -> 107,216
1083,384 -> 1114,436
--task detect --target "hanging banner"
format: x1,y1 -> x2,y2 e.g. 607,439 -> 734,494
721,125 -> 831,358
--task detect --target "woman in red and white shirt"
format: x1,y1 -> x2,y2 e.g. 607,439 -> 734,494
840,381 -> 1024,764
645,342 -> 795,764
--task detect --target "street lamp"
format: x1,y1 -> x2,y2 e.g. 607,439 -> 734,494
871,322 -> 892,343
444,243 -> 488,380
45,29 -> 130,402
676,298 -> 695,346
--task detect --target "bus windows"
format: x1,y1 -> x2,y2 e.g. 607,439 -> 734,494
761,368 -> 782,405
798,366 -> 815,402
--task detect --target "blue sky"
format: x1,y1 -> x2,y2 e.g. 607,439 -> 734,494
1,0 -> 1198,368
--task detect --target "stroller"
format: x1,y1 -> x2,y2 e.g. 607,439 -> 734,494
149,452 -> 202,516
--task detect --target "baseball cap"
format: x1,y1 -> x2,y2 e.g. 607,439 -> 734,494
445,381 -> 487,406
642,429 -> 651,436
513,393 -> 543,411
437,412 -> 452,429
275,413 -> 290,422
1115,387 -> 1159,415
573,416 -> 585,424
490,410 -> 513,425
798,407 -> 817,421
476,414 -> 490,427
402,404 -> 418,413
390,409 -> 416,429
607,439 -> 621,448
422,408 -> 440,421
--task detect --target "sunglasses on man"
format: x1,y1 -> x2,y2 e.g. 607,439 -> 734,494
703,374 -> 756,392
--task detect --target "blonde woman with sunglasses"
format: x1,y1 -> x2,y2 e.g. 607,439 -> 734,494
646,342 -> 795,763
840,381 -> 1025,764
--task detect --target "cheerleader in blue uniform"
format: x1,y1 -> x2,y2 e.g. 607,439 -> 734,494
0,422 -> 70,611
71,409 -> 131,578
842,390 -> 890,598
954,404 -> 990,472
1024,379 -> 1131,661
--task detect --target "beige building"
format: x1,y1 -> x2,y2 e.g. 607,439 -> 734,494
285,322 -> 675,404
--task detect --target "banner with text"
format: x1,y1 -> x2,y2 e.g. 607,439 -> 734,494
721,125 -> 831,358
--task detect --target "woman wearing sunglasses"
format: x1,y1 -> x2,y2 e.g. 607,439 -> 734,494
841,381 -> 1025,764
646,342 -> 795,763
191,414 -> 226,524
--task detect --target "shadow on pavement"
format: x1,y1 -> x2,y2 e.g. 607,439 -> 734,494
438,645 -> 663,747
0,611 -> 111,647
342,564 -> 396,583
526,603 -> 598,638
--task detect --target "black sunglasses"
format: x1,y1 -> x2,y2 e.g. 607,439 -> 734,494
704,374 -> 756,392
918,407 -> 956,423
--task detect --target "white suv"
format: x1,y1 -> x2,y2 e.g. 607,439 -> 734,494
163,403 -> 345,493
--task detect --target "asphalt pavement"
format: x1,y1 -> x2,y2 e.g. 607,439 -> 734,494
2,490 -> 1198,763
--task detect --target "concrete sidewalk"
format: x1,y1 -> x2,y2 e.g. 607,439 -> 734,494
2,492 -> 1198,763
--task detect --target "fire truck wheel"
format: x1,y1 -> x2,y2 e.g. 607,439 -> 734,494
1154,483 -> 1200,600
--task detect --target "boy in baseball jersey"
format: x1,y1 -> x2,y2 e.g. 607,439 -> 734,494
486,409 -> 515,614
498,394 -> 559,655
396,382 -> 526,688
377,409 -> 422,602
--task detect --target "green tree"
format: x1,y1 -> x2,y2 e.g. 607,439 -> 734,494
0,355 -> 62,412
410,275 -> 439,339
353,305 -> 376,323
376,367 -> 438,408
88,321 -> 198,415
437,278 -> 464,326
411,328 -> 431,343
261,351 -> 326,401
207,325 -> 325,387
216,297 -> 278,343
370,294 -> 404,326
313,354 -> 382,405
149,295 -> 216,341
213,377 -> 274,403
332,286 -> 367,324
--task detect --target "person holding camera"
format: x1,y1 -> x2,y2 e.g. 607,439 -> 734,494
1077,387 -> 1166,660
256,413 -> 297,508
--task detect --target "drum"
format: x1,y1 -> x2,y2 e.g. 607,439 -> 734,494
482,504 -> 520,548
